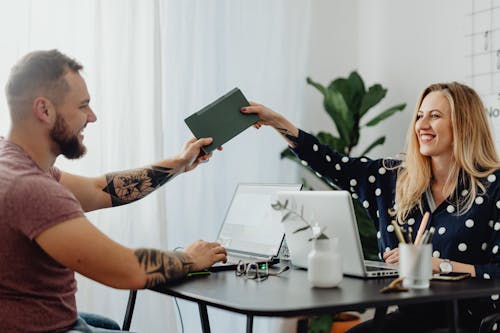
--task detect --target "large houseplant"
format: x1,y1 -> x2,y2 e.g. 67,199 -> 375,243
282,71 -> 406,261
282,71 -> 406,333
282,71 -> 406,332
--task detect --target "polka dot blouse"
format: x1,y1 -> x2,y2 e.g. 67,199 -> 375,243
291,129 -> 500,316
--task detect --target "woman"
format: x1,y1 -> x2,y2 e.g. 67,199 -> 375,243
242,82 -> 500,332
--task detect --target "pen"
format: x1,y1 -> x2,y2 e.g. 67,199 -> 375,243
414,212 -> 430,246
423,226 -> 435,244
391,220 -> 406,244
187,271 -> 211,277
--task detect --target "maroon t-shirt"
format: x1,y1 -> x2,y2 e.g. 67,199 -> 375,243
0,138 -> 85,332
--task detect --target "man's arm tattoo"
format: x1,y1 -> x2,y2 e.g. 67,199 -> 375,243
134,248 -> 193,288
277,127 -> 299,147
103,165 -> 175,206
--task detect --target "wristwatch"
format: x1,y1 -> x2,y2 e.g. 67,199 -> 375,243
439,259 -> 453,274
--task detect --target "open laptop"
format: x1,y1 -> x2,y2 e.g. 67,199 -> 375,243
276,190 -> 398,278
209,183 -> 302,271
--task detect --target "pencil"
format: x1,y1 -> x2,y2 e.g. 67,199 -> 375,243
414,212 -> 430,246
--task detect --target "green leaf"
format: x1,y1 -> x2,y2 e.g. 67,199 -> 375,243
293,225 -> 311,234
280,148 -> 295,160
360,136 -> 385,156
281,211 -> 292,222
359,84 -> 387,117
306,77 -> 327,96
346,71 -> 365,111
309,315 -> 334,333
316,132 -> 347,153
323,89 -> 352,145
364,103 -> 406,127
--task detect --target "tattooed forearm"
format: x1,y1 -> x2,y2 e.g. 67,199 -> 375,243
103,165 -> 175,206
277,127 -> 299,147
135,248 -> 193,288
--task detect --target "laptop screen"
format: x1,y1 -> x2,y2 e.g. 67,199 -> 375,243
216,183 -> 302,257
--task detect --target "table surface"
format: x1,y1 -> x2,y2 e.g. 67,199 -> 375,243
152,267 -> 500,317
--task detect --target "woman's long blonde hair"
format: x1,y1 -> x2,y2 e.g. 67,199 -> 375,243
395,82 -> 500,223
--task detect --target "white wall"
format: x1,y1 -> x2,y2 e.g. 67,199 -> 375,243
304,0 -> 469,161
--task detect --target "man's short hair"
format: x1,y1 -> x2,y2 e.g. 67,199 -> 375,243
5,49 -> 83,120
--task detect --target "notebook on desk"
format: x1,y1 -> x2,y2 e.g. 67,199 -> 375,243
276,191 -> 398,278
208,183 -> 302,272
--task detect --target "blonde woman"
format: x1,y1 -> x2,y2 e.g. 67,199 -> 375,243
243,82 -> 500,332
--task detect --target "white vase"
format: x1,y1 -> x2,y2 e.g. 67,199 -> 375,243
307,237 -> 343,288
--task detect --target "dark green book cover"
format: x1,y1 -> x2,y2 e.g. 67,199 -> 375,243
184,88 -> 259,154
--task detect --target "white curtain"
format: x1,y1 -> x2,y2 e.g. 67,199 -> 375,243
0,1 -> 311,332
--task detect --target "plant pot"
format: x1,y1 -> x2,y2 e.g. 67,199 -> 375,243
330,313 -> 361,333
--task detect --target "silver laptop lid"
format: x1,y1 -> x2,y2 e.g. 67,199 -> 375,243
277,190 -> 389,277
216,183 -> 302,259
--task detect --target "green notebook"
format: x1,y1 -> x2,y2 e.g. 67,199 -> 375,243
184,88 -> 259,154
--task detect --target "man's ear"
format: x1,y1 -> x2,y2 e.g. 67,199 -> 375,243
33,97 -> 54,125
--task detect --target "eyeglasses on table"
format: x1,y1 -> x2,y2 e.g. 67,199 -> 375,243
235,260 -> 289,281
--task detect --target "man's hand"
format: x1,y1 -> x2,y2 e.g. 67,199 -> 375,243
184,240 -> 227,272
176,137 -> 223,173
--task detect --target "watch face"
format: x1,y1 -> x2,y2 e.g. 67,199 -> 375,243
440,261 -> 452,273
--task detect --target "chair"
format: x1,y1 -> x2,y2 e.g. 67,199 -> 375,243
122,290 -> 138,331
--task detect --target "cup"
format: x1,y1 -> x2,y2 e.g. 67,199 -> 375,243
398,243 -> 432,289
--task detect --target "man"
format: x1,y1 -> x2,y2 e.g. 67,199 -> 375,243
0,50 -> 227,332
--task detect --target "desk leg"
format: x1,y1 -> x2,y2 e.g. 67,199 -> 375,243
447,299 -> 459,333
373,306 -> 388,333
198,303 -> 211,333
246,314 -> 254,333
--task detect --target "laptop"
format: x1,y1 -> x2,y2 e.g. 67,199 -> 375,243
276,190 -> 398,278
209,183 -> 302,272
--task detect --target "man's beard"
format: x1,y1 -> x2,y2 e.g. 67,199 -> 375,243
49,113 -> 86,159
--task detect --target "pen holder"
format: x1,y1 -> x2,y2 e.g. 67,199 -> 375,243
398,243 -> 432,289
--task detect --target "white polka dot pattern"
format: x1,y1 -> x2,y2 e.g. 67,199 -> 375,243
375,188 -> 381,196
352,193 -> 358,199
312,144 -> 318,152
432,250 -> 440,258
335,164 -> 341,171
482,243 -> 488,251
488,174 -> 497,182
465,219 -> 474,228
363,201 -> 369,208
493,245 -> 499,254
407,218 -> 415,226
387,224 -> 394,232
360,157 -> 368,162
484,273 -> 491,279
350,179 -> 357,186
377,231 -> 381,239
496,201 -> 500,209
447,205 -> 455,213
458,243 -> 467,252
341,156 -> 349,163
378,167 -> 386,175
368,175 -> 376,183
325,155 -> 331,162
495,223 -> 500,231
315,172 -> 322,178
461,189 -> 468,197
475,197 -> 484,205
492,294 -> 500,301
301,160 -> 308,166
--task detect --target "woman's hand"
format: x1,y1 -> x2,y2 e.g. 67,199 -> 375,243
241,102 -> 299,144
383,248 -> 399,264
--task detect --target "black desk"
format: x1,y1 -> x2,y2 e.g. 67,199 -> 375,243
152,268 -> 500,333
